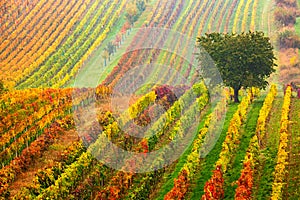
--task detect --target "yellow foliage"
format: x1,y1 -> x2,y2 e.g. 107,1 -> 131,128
271,86 -> 292,200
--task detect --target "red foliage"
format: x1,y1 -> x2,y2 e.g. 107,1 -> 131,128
164,170 -> 189,200
234,161 -> 253,200
0,117 -> 71,194
202,165 -> 224,200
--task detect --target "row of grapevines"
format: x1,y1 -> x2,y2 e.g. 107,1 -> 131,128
270,86 -> 292,200
164,97 -> 227,199
1,0 -> 63,62
197,0 -> 217,35
157,0 -> 231,85
68,84 -> 192,198
156,0 -> 202,83
0,88 -> 63,134
204,0 -> 224,33
234,86 -> 277,199
0,115 -> 75,196
216,93 -> 251,172
45,0 -> 126,88
143,0 -> 162,26
28,89 -> 158,199
241,0 -> 254,32
232,0 -> 246,33
2,0 -> 88,89
150,0 -> 173,27
206,0 -> 226,32
47,0 -> 123,86
146,83 -> 207,149
3,0 -> 84,78
224,0 -> 239,33
234,135 -> 259,199
0,89 -> 71,147
122,91 -> 157,124
0,98 -> 72,167
0,0 -> 48,53
12,142 -> 86,199
54,0 -> 128,88
17,0 -> 116,88
35,152 -> 93,199
216,0 -> 232,32
3,0 -> 72,66
124,88 -> 209,199
96,82 -> 208,199
164,0 -> 207,84
102,0 -> 174,87
250,0 -> 259,30
256,85 -> 278,147
167,0 -> 195,30
215,92 -> 252,172
17,90 -> 110,198
0,87 -> 96,167
0,86 -> 96,195
69,111 -> 122,199
0,0 -> 39,36
134,0 -> 199,87
89,82 -> 206,199
14,110 -> 116,199
0,88 -> 74,142
45,106 -> 131,198
13,0 -> 98,88
202,92 -> 252,199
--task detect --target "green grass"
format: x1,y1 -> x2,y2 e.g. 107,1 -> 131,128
223,97 -> 265,199
188,103 -> 239,199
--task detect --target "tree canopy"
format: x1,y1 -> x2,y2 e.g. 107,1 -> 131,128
196,31 -> 276,102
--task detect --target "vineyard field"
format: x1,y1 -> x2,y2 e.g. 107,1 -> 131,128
1,0 -> 300,199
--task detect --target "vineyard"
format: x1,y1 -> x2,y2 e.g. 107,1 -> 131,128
1,0 -> 300,199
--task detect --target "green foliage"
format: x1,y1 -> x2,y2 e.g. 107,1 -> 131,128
197,31 -> 276,102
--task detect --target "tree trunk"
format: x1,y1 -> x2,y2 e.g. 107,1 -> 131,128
234,87 -> 240,103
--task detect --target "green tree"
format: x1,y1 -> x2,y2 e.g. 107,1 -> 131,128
106,41 -> 116,60
102,49 -> 109,67
197,31 -> 276,102
136,0 -> 146,13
